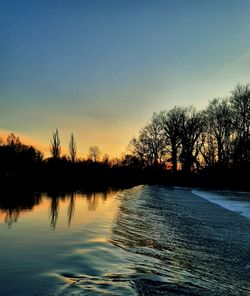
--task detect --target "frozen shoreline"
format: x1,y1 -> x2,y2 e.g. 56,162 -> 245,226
192,188 -> 250,219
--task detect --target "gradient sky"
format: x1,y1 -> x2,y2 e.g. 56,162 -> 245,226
1,0 -> 250,157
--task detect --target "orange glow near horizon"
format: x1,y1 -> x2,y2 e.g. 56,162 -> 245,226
0,128 -> 132,159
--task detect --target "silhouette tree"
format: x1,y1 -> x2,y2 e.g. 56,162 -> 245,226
7,133 -> 21,151
230,83 -> 250,164
122,154 -> 141,168
159,107 -> 186,173
130,113 -> 167,167
69,133 -> 77,163
129,136 -> 148,166
88,146 -> 101,162
0,133 -> 43,179
50,129 -> 61,159
199,130 -> 217,167
1,82 -> 249,190
205,98 -> 233,167
179,107 -> 204,173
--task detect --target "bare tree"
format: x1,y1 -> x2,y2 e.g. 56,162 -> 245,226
205,98 -> 233,166
50,129 -> 61,159
7,133 -> 21,151
199,131 -> 217,167
179,107 -> 204,173
129,136 -> 147,166
69,133 -> 77,163
159,107 -> 186,173
130,113 -> 167,167
230,83 -> 250,164
88,146 -> 101,162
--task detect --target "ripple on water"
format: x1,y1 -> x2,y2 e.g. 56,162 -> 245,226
42,186 -> 250,296
50,272 -> 137,295
109,186 -> 250,296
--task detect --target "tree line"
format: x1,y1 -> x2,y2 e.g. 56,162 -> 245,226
130,83 -> 250,174
0,83 -> 249,190
0,130 -> 143,190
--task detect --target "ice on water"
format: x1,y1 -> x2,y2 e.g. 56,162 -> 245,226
192,189 -> 250,219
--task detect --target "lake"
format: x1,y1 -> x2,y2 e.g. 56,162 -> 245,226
0,185 -> 250,295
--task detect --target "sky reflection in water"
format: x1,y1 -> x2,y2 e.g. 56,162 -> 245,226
0,189 -> 134,295
0,186 -> 250,295
0,190 -> 116,229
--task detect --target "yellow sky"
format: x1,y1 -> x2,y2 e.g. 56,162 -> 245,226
0,127 -> 134,159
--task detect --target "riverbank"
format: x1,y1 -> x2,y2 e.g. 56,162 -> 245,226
1,164 -> 250,195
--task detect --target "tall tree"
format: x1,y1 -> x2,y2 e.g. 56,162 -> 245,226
69,133 -> 77,163
129,136 -> 148,166
159,107 -> 186,173
179,107 -> 204,173
50,129 -> 61,159
199,131 -> 217,167
230,83 -> 250,164
205,98 -> 233,166
130,113 -> 167,167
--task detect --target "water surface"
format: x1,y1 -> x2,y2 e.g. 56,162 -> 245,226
0,186 -> 250,295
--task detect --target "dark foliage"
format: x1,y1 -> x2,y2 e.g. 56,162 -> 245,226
0,83 -> 249,191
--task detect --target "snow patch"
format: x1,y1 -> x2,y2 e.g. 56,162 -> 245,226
192,189 -> 250,220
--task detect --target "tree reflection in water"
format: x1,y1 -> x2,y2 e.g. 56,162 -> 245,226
0,192 -> 41,227
84,191 -> 107,211
49,193 -> 60,230
4,209 -> 20,226
0,188 -> 113,228
67,192 -> 75,227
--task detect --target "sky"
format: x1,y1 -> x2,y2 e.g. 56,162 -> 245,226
1,0 -> 250,158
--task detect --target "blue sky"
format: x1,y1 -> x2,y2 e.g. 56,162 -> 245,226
1,0 -> 250,157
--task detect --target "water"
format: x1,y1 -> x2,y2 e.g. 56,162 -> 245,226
0,186 -> 250,295
192,189 -> 250,219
